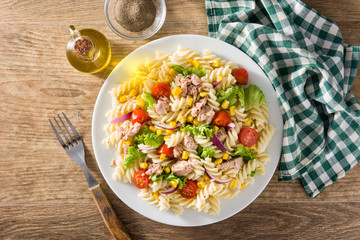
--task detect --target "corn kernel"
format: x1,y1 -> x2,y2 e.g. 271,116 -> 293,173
221,100 -> 229,109
179,116 -> 186,124
244,119 -> 252,125
213,59 -> 220,68
240,183 -> 246,190
214,158 -> 223,165
156,129 -> 163,135
229,179 -> 238,189
164,166 -> 170,174
164,136 -> 171,140
119,95 -> 128,103
129,89 -> 138,97
166,130 -> 173,134
182,151 -> 189,160
136,94 -> 142,100
192,60 -> 200,68
223,153 -> 229,160
187,97 -> 194,106
160,154 -> 166,160
187,58 -> 193,64
214,126 -> 219,135
186,115 -> 193,122
136,99 -> 145,108
193,119 -> 200,126
169,180 -> 178,188
149,126 -> 156,132
172,86 -> 182,96
123,140 -> 132,146
217,75 -> 224,82
197,181 -> 206,188
250,145 -> 255,150
199,92 -> 208,97
229,106 -> 236,116
169,68 -> 176,75
153,191 -> 159,199
169,121 -> 177,128
203,174 -> 210,181
165,76 -> 172,84
140,162 -> 148,169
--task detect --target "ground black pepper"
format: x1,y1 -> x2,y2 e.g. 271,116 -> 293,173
114,0 -> 156,32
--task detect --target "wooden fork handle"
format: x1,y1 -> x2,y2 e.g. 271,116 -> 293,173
90,184 -> 131,240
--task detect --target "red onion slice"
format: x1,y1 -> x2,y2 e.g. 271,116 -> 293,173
225,122 -> 235,131
212,79 -> 223,87
160,187 -> 178,194
110,112 -> 132,124
210,134 -> 227,152
205,168 -> 231,184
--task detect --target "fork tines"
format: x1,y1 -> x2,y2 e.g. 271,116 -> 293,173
49,112 -> 81,149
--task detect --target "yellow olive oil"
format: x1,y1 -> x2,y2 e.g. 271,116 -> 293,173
66,26 -> 111,74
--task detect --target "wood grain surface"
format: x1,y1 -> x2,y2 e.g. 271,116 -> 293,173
0,0 -> 359,239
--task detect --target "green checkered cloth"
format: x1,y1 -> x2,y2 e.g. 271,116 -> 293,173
206,0 -> 360,197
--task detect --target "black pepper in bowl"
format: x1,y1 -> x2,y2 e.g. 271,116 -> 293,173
114,0 -> 156,32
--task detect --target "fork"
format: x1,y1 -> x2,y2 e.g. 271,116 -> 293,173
49,113 -> 131,240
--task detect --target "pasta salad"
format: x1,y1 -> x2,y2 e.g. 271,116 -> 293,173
103,47 -> 275,215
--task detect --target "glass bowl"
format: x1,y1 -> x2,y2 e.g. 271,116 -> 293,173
104,0 -> 166,41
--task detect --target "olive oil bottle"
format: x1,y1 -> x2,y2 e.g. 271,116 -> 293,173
66,25 -> 111,73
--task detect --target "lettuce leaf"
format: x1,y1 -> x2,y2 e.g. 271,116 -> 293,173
200,147 -> 216,158
171,65 -> 206,78
134,126 -> 164,148
248,169 -> 256,177
180,124 -> 214,139
216,86 -> 245,109
171,65 -> 188,76
188,67 -> 207,78
232,145 -> 256,163
149,172 -> 187,189
123,146 -> 146,169
143,91 -> 157,110
244,84 -> 268,110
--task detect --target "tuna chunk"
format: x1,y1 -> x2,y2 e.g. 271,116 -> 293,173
154,97 -> 170,115
183,135 -> 197,150
191,97 -> 208,117
216,157 -> 244,170
145,163 -> 162,176
123,144 -> 129,155
190,74 -> 202,86
180,77 -> 191,96
116,121 -> 142,140
171,160 -> 196,176
177,74 -> 203,97
173,145 -> 184,158
188,85 -> 198,95
198,105 -> 215,124
217,127 -> 227,143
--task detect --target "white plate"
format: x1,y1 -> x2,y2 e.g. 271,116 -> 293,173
92,35 -> 283,227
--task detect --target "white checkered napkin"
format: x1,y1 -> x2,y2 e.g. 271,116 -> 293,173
206,0 -> 360,197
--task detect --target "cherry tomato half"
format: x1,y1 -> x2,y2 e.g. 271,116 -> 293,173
133,170 -> 150,189
232,68 -> 248,85
212,110 -> 232,127
131,109 -> 150,125
151,82 -> 171,100
238,128 -> 258,147
158,143 -> 174,157
179,180 -> 197,199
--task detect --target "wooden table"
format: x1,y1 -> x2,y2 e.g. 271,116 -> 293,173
1,0 -> 359,239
